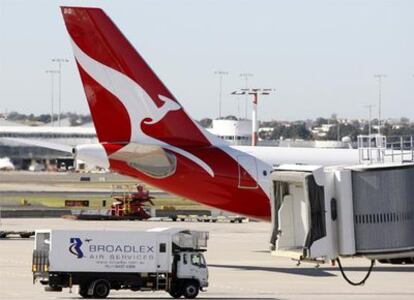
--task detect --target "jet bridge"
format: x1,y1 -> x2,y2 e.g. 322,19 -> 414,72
270,162 -> 414,269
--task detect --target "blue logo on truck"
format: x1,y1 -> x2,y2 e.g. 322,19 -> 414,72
69,238 -> 84,258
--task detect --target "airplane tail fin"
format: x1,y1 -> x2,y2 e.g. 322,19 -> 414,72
61,7 -> 216,147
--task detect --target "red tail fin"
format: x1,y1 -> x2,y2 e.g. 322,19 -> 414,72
61,7 -> 212,147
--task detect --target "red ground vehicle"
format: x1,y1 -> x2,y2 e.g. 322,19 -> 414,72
110,184 -> 154,219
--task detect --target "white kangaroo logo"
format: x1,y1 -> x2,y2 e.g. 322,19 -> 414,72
143,95 -> 181,125
71,40 -> 214,177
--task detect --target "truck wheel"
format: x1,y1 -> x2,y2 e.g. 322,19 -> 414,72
79,284 -> 91,298
45,285 -> 62,292
169,288 -> 183,298
92,280 -> 110,298
183,281 -> 199,299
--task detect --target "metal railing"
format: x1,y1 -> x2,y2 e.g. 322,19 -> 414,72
357,135 -> 414,164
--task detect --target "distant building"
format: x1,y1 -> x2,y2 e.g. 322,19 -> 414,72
311,123 -> 335,138
43,117 -> 74,127
278,139 -> 350,149
207,119 -> 252,145
0,117 -> 22,127
0,126 -> 97,170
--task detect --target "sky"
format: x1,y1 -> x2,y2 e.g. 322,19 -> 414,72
1,0 -> 414,121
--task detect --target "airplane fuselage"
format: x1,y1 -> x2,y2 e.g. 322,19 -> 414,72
99,144 -> 361,221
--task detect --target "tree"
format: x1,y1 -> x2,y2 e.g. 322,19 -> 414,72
268,122 -> 312,140
314,117 -> 329,127
199,118 -> 212,128
326,122 -> 362,141
400,117 -> 410,125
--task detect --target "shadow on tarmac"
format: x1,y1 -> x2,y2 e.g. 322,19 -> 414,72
99,298 -> 280,300
0,237 -> 34,242
209,263 -> 414,277
209,263 -> 335,277
64,294 -> 280,300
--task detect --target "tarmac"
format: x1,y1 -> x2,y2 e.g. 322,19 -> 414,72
0,171 -> 134,183
1,218 -> 414,299
0,171 -> 172,201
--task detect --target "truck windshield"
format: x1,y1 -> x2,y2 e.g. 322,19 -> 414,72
191,253 -> 206,268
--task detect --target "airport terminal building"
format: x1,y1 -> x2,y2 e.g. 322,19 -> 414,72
0,118 -> 254,170
0,124 -> 96,170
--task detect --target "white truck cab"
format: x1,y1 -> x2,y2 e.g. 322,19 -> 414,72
170,251 -> 208,298
178,252 -> 208,285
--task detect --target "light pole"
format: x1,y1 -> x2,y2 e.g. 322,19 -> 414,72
45,70 -> 60,127
240,73 -> 253,119
374,74 -> 386,135
214,71 -> 228,118
231,88 -> 274,146
364,104 -> 375,136
52,58 -> 69,126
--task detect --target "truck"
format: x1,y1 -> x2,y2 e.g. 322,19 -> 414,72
32,228 -> 209,298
